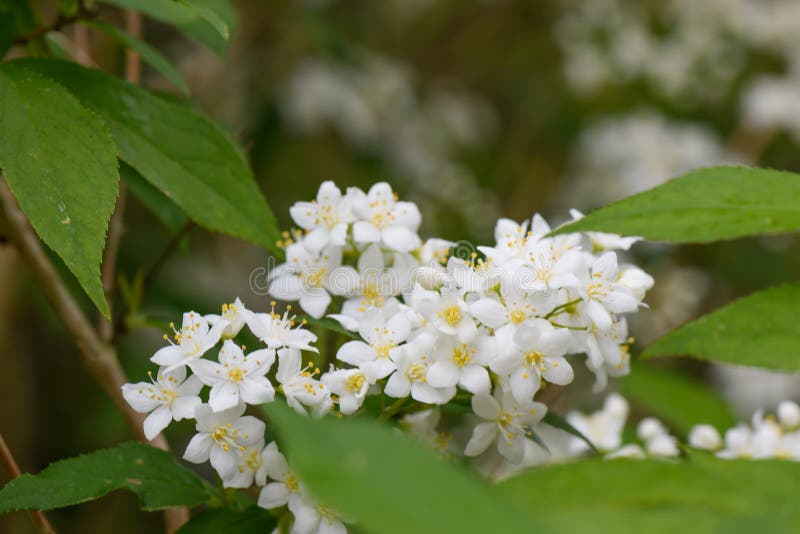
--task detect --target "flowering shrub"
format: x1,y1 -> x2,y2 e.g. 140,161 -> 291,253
3,2 -> 800,534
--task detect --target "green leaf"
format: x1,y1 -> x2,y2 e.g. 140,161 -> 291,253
84,20 -> 190,94
642,284 -> 800,370
0,61 -> 117,317
99,0 -> 235,55
621,364 -> 737,434
177,506 -> 277,533
0,0 -> 36,57
120,161 -> 188,232
551,166 -> 800,243
494,454 -> 800,533
19,59 -> 282,256
264,402 -> 535,534
543,411 -> 599,453
0,442 -> 211,512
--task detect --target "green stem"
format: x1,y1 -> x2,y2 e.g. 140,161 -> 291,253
380,397 -> 408,421
548,321 -> 587,331
544,297 -> 583,319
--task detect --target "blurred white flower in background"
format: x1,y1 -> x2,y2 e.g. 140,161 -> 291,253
280,54 -> 500,235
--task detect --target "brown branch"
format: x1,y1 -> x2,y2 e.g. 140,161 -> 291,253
0,179 -> 172,449
0,433 -> 56,534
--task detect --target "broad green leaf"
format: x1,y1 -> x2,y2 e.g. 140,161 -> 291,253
177,506 -> 277,533
264,402 -> 535,534
0,62 -> 117,317
19,59 -> 282,256
494,454 -> 800,533
120,161 -> 188,232
84,20 -> 190,94
642,284 -> 800,370
621,364 -> 737,434
0,442 -> 211,512
551,166 -> 800,243
99,0 -> 235,55
0,0 -> 36,57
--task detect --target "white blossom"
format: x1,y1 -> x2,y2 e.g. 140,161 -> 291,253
290,181 -> 354,252
151,312 -> 227,371
122,366 -> 203,440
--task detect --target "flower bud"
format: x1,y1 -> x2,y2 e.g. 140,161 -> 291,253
777,401 -> 800,429
637,417 -> 667,442
689,424 -> 722,451
646,434 -> 680,457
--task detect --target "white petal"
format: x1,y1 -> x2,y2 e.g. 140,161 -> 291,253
191,358 -> 223,386
299,290 -> 331,319
411,383 -> 454,404
541,356 -> 574,385
121,383 -> 161,413
183,433 -> 212,463
382,226 -> 421,252
509,367 -> 540,403
464,422 -> 497,456
143,405 -> 173,441
210,447 -> 238,481
469,299 -> 508,328
384,372 -> 411,398
258,482 -> 290,509
239,377 -> 275,405
303,227 -> 331,252
472,394 -> 501,420
209,382 -> 241,412
151,345 -> 184,367
459,366 -> 491,395
171,396 -> 201,421
498,434 -> 525,464
427,361 -> 459,388
353,221 -> 381,244
336,341 -> 375,365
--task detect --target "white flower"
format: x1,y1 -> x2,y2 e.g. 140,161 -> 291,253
568,210 -> 642,252
778,401 -> 800,429
491,319 -> 573,403
465,389 -> 547,464
205,297 -> 248,339
276,349 -> 332,416
411,287 -> 476,342
224,441 -> 268,489
244,305 -> 318,352
428,333 -> 494,395
581,252 -> 639,331
688,424 -> 722,451
637,417 -> 669,442
646,433 -> 680,457
330,244 -> 400,316
289,494 -> 347,534
385,334 -> 455,404
336,307 -> 411,381
400,409 -> 453,455
183,403 -> 265,481
192,339 -> 276,412
468,279 -> 547,333
349,182 -> 421,252
566,393 -> 628,454
290,181 -> 354,252
151,312 -> 227,371
257,442 -> 303,509
716,425 -> 755,459
122,366 -> 203,441
520,238 -> 583,293
321,368 -> 370,415
269,243 -> 343,318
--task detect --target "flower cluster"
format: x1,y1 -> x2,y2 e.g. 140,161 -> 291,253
123,181 -> 653,533
689,401 -> 800,460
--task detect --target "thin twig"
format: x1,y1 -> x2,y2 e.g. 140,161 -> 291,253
98,185 -> 127,342
143,222 -> 196,289
0,433 -> 56,533
0,179 -> 168,449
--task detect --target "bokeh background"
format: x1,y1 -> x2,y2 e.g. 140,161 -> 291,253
4,0 -> 800,531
